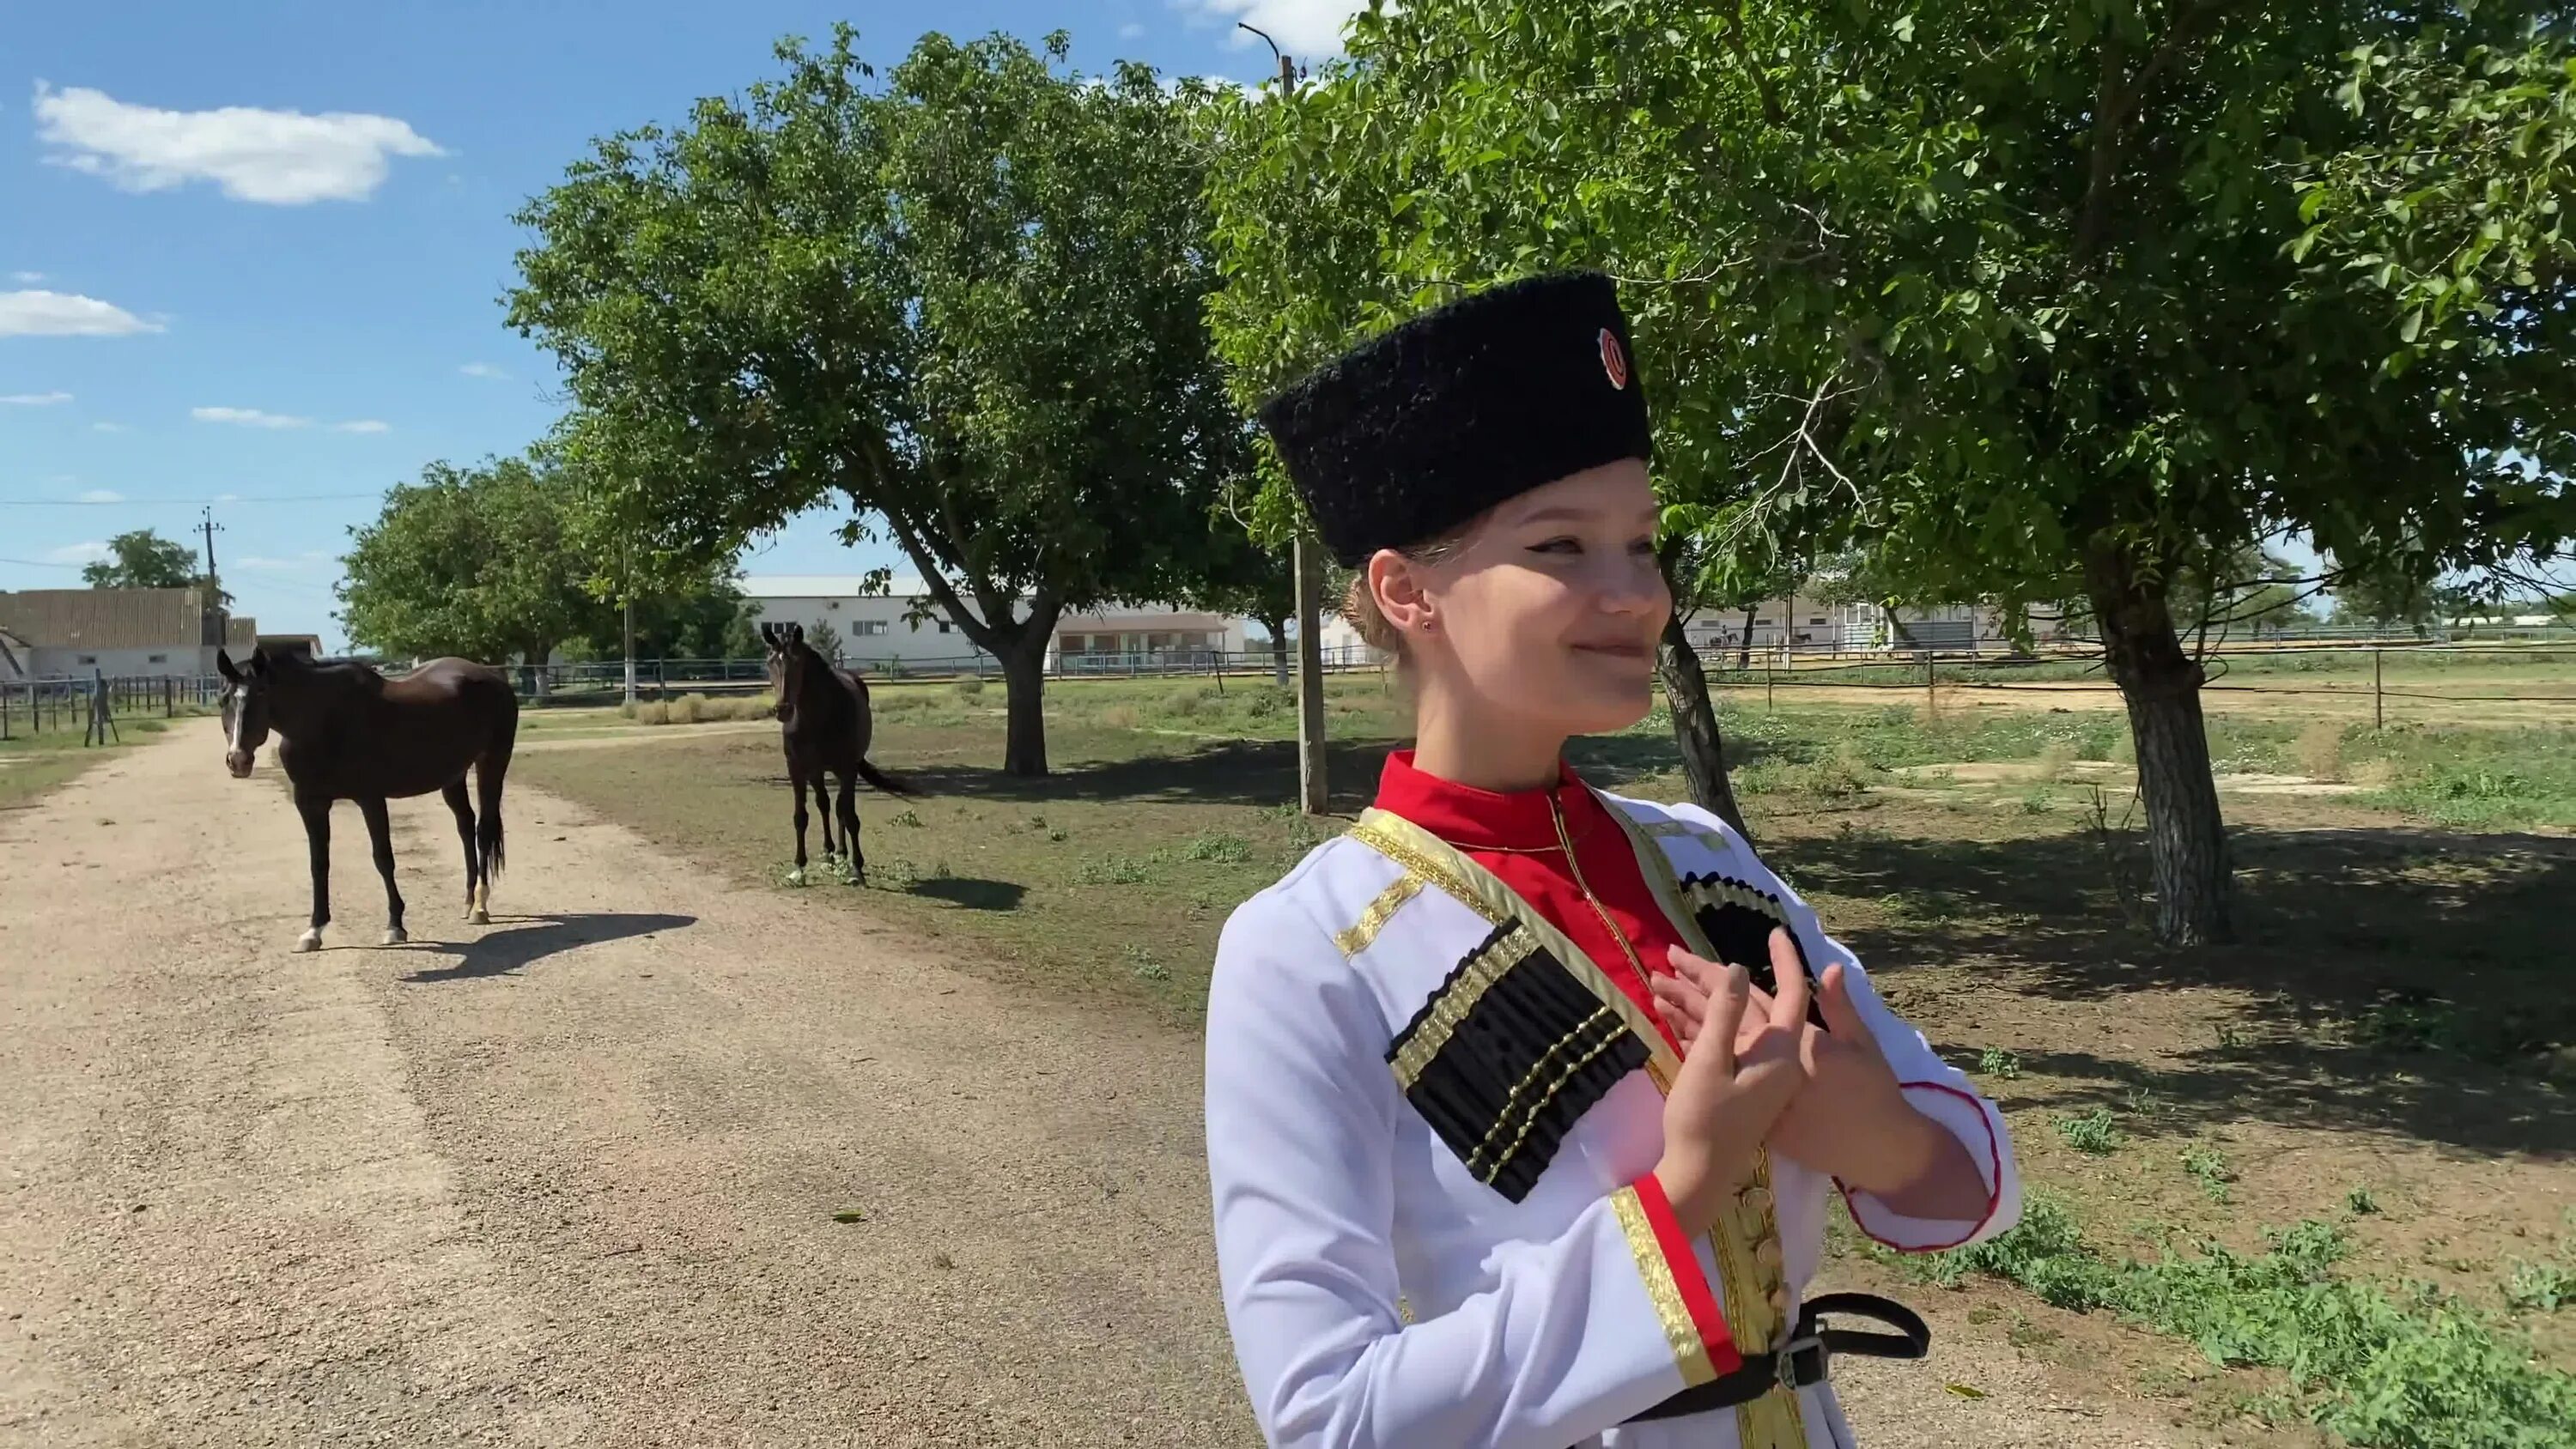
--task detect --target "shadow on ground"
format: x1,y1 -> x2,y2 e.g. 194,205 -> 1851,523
1769,822 -> 2576,1159
398,912 -> 697,983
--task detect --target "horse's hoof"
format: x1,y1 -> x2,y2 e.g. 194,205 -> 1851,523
469,909 -> 491,926
785,868 -> 806,887
382,928 -> 409,946
295,930 -> 323,953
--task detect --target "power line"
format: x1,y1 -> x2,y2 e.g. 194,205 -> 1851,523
0,556 -> 86,571
0,491 -> 386,507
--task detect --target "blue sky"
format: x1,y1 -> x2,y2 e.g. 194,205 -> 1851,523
0,1 -> 1364,650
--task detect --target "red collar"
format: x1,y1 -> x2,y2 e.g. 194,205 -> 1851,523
1373,749 -> 1609,852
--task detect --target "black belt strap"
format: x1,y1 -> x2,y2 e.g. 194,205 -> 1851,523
1625,1293 -> 1930,1422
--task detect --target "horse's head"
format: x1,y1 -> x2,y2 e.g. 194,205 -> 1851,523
216,646 -> 278,778
761,621 -> 805,716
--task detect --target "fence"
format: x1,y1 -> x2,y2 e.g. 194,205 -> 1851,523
0,673 -> 225,742
1694,640 -> 2576,728
515,644 -> 1381,701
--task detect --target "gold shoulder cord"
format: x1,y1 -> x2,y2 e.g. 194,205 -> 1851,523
1599,797 -> 1810,1449
1348,805 -> 1807,1447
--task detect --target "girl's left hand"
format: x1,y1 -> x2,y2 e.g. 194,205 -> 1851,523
1653,932 -> 1941,1195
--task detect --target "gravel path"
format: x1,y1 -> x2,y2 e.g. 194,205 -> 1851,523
0,723 -> 2184,1447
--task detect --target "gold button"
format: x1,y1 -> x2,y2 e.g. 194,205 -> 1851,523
1737,1185 -> 1775,1220
1755,1238 -> 1783,1273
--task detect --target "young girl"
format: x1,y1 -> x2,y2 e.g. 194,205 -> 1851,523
1204,272 -> 2020,1449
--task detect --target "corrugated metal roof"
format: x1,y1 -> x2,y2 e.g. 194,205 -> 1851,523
224,615 -> 259,648
0,588 -> 210,650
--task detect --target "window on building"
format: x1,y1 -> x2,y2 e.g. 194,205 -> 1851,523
827,600 -> 841,610
77,654 -> 98,665
1809,617 -> 1827,626
1148,633 -> 1176,652
148,653 -> 167,664
938,620 -> 954,634
856,620 -> 889,637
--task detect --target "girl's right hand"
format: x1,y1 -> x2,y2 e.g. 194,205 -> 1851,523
1651,957 -> 1808,1227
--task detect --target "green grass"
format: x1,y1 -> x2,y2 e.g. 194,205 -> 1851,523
2056,1107 -> 2125,1156
0,713 -> 191,809
1874,1194 -> 2576,1448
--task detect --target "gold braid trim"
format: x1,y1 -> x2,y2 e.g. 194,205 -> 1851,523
1611,1185 -> 1719,1389
1600,796 -> 1812,1449
1387,926 -> 1541,1089
1346,811 -> 1679,1080
1470,1004 -> 1625,1180
1334,871 -> 1426,957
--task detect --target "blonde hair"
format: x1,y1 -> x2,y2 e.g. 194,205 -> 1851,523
1342,526 -> 1472,663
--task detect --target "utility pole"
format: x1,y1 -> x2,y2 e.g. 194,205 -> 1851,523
622,539 -> 638,708
1244,22 -> 1331,816
199,504 -> 226,602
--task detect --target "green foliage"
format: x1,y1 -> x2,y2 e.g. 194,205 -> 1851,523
1978,1046 -> 2022,1080
337,456 -> 611,669
510,25 -> 1256,773
2503,1261 -> 2574,1313
81,528 -> 214,596
2057,1107 -> 2125,1155
1884,1193 -> 2576,1446
1206,0 -> 2576,941
2182,1145 -> 2236,1203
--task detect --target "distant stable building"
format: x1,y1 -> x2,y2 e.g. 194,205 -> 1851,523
0,587 -> 271,682
738,576 -> 1250,672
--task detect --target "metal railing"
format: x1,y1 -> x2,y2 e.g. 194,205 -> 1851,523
0,673 -> 224,741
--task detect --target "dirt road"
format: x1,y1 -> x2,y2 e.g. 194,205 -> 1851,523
0,724 -> 2183,1447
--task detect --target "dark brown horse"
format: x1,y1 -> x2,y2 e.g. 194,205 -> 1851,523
762,621 -> 911,884
217,646 -> 519,951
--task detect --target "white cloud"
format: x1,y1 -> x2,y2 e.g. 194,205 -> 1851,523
213,492 -> 240,502
0,288 -> 161,337
47,540 -> 108,564
192,405 -> 312,428
9,270 -> 43,283
89,421 -> 127,433
332,418 -> 389,433
458,361 -> 508,379
1120,21 -> 1147,38
1190,0 -> 1369,56
0,390 -> 73,405
33,82 -> 446,205
235,555 -> 305,573
75,488 -> 124,503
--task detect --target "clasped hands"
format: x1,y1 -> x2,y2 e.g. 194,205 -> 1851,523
1647,928 -> 1950,1228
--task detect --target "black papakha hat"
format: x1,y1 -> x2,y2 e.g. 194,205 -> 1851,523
1256,270 -> 1653,567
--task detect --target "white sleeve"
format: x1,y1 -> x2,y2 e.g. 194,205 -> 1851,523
1668,804 -> 2021,1252
1205,892 -> 1733,1449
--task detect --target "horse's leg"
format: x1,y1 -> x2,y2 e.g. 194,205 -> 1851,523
295,792 -> 332,953
812,777 -> 838,864
835,769 -> 864,885
358,795 -> 407,946
787,761 -> 811,885
442,779 -> 480,920
471,753 -> 507,924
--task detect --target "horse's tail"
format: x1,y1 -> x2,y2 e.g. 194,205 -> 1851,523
855,755 -> 914,797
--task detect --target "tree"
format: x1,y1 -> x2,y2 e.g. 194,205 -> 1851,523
82,529 -> 213,594
1182,522 -> 1297,686
510,27 -> 1253,775
802,618 -> 845,663
337,457 -> 612,693
1212,2 -> 2576,945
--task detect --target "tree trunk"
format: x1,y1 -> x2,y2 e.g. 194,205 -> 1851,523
999,640 -> 1049,777
1735,606 -> 1757,671
2087,548 -> 2231,947
529,640 -> 554,700
1260,612 -> 1290,688
1658,615 -> 1752,840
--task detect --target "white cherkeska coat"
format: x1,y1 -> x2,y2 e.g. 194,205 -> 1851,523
1205,794 -> 2020,1449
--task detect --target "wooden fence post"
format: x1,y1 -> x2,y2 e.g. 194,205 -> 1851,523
2373,647 -> 2385,731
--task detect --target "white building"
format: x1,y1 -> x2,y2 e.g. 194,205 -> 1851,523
738,575 -> 1255,672
0,588 -> 265,681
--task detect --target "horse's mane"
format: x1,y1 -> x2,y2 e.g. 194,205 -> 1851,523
270,650 -> 389,694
